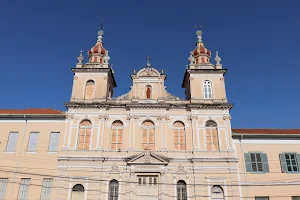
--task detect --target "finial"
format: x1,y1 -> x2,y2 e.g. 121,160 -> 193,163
97,18 -> 105,42
161,69 -> 164,74
195,18 -> 202,42
215,51 -> 221,65
188,51 -> 195,65
146,55 -> 151,67
104,50 -> 110,63
77,50 -> 84,64
133,69 -> 137,75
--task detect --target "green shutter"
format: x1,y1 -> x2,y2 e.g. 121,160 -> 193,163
261,153 -> 269,173
279,153 -> 288,173
297,154 -> 300,172
244,153 -> 252,172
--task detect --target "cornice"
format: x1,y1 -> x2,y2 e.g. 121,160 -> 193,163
65,102 -> 233,110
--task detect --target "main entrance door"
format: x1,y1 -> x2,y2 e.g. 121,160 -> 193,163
137,175 -> 159,200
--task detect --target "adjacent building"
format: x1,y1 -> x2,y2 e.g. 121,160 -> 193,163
0,26 -> 299,200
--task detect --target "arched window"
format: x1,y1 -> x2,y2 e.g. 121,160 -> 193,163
142,120 -> 155,150
177,180 -> 187,200
205,120 -> 219,151
85,80 -> 95,100
111,120 -> 123,150
108,180 -> 119,200
71,184 -> 84,200
173,121 -> 185,151
146,85 -> 151,99
211,185 -> 224,200
203,80 -> 212,99
78,120 -> 92,150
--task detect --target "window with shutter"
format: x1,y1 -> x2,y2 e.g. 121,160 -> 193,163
40,178 -> 53,200
77,120 -> 92,150
245,153 -> 269,173
18,178 -> 30,200
292,197 -> 300,200
48,132 -> 60,152
142,121 -> 155,150
205,120 -> 219,151
280,153 -> 299,173
6,132 -> 18,152
0,179 -> 8,200
173,121 -> 186,151
27,132 -> 39,152
111,121 -> 123,150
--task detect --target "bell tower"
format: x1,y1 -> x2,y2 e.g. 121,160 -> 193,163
70,24 -> 116,102
182,26 -> 228,104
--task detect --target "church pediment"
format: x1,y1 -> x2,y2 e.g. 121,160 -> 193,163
136,67 -> 161,77
127,151 -> 169,165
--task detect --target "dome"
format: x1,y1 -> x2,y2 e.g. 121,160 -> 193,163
191,42 -> 211,65
192,42 -> 211,57
87,42 -> 107,63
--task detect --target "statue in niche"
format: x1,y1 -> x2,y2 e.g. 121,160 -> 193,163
146,86 -> 151,99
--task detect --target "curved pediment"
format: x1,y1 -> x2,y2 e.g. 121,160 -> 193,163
136,67 -> 161,77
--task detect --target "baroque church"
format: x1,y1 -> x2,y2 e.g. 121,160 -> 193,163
0,25 -> 299,200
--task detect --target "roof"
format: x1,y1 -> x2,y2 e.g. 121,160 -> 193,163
232,128 -> 300,135
0,108 -> 64,115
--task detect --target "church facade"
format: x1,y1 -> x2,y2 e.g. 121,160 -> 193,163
0,26 -> 299,200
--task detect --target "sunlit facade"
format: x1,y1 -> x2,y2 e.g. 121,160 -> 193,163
0,26 -> 299,200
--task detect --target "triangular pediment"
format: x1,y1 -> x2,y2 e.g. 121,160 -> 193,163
127,151 -> 169,165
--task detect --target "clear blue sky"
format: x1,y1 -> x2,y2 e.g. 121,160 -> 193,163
0,0 -> 299,128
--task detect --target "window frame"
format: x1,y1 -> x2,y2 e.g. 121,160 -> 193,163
173,121 -> 186,151
141,121 -> 155,150
0,178 -> 8,200
110,121 -> 123,151
282,152 -> 299,173
176,180 -> 187,200
203,80 -> 213,99
27,132 -> 39,152
77,120 -> 92,151
108,180 -> 119,200
40,178 -> 53,200
17,178 -> 31,200
255,197 -> 269,200
84,80 -> 95,100
245,152 -> 269,173
48,132 -> 60,152
6,132 -> 19,152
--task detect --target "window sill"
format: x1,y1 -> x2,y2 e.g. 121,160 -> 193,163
4,151 -> 16,153
26,151 -> 37,154
47,151 -> 58,154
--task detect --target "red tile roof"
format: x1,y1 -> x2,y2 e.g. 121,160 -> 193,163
232,128 -> 300,135
0,108 -> 64,115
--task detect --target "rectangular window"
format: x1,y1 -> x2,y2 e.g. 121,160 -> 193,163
6,132 -> 18,152
137,176 -> 158,186
48,132 -> 60,152
27,132 -> 39,152
279,153 -> 300,173
40,178 -> 53,200
255,197 -> 269,200
0,179 -> 8,200
18,178 -> 31,200
292,197 -> 300,200
245,153 -> 269,173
